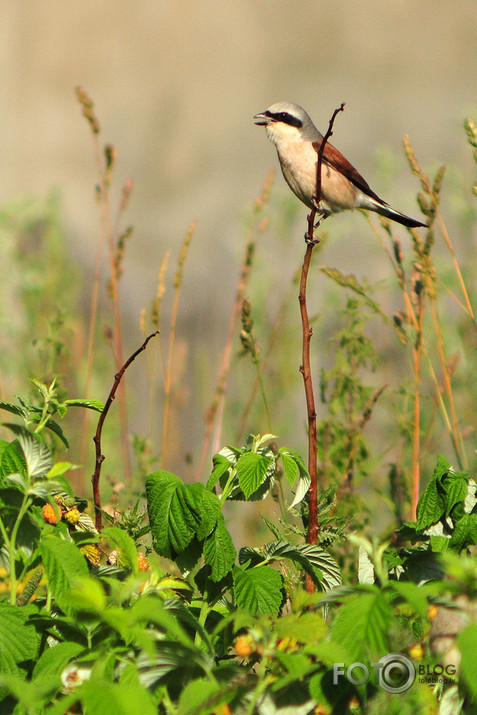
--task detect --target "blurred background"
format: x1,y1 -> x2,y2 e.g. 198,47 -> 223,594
1,2 -> 476,521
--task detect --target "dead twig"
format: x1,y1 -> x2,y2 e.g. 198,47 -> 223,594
92,331 -> 159,530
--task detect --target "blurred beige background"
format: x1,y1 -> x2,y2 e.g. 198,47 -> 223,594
1,1 -> 476,475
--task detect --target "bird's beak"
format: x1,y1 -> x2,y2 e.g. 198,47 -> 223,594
253,112 -> 269,126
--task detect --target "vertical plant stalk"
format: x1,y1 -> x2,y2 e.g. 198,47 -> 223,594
300,104 -> 345,593
75,87 -> 131,484
161,222 -> 196,469
0,493 -> 32,605
92,331 -> 159,530
411,286 -> 425,519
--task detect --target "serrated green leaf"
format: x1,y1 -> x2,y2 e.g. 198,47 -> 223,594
331,590 -> 392,662
102,526 -> 138,571
233,564 -> 282,616
416,463 -> 447,530
442,473 -> 469,517
279,450 -> 299,486
449,513 -> 477,552
246,541 -> 341,591
236,452 -> 274,499
40,535 -> 89,610
17,430 -> 52,479
203,514 -> 236,581
30,378 -> 49,398
0,440 -> 27,483
195,488 -> 220,540
0,401 -> 28,419
63,398 -> 104,413
0,602 -> 38,675
146,471 -> 201,558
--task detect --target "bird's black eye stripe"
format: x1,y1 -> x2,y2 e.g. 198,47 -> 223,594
266,110 -> 302,128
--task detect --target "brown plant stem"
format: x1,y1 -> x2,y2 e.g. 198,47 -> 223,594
92,331 -> 159,531
300,104 -> 345,593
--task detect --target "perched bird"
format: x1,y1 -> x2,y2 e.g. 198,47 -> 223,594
253,101 -> 426,229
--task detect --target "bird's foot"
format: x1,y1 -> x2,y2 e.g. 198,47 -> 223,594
304,229 -> 320,246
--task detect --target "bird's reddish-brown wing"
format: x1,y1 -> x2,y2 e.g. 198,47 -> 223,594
312,139 -> 384,204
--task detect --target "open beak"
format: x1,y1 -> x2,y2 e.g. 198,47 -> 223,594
253,112 -> 270,126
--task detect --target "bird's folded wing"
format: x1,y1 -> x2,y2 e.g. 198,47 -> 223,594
313,140 -> 384,205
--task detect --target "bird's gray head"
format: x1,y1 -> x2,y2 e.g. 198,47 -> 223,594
253,102 -> 320,144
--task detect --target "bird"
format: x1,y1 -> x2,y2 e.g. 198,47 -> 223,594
253,101 -> 427,229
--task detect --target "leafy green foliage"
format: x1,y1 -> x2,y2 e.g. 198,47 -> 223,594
40,536 -> 89,610
233,564 -> 283,616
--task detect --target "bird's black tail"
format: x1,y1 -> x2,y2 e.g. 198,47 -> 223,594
372,202 -> 427,228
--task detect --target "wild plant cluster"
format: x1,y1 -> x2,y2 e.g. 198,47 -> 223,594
0,93 -> 476,713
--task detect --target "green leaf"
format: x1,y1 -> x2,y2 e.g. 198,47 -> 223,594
203,514 -> 236,581
78,680 -> 157,715
443,472 -> 469,517
429,534 -> 450,553
30,378 -> 49,398
146,471 -> 201,558
32,641 -> 84,681
457,623 -> 477,701
279,449 -> 299,486
415,457 -> 449,530
192,485 -> 220,541
102,526 -> 138,571
46,461 -> 77,479
0,401 -> 28,419
449,513 -> 477,552
240,541 -> 341,592
331,589 -> 392,662
63,398 -> 104,412
43,418 -> 69,448
40,535 -> 89,610
236,452 -> 273,499
0,440 -> 27,483
296,544 -> 342,591
0,602 -> 38,674
233,564 -> 282,616
206,454 -> 233,491
319,267 -> 388,319
17,430 -> 52,479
